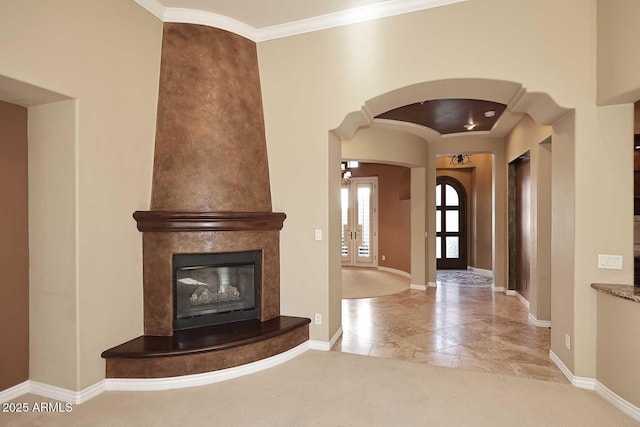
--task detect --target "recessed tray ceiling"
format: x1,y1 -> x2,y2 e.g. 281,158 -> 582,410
375,98 -> 507,135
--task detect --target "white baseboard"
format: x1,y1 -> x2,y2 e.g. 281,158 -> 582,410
309,327 -> 343,351
330,326 -> 343,348
596,380 -> 640,422
428,281 -> 437,288
549,351 -> 640,421
515,291 -> 530,309
1,342 -> 311,402
107,341 -> 310,392
505,289 -> 516,296
549,350 -> 596,390
491,284 -> 505,292
410,283 -> 427,291
30,380 -> 106,404
0,380 -> 29,404
469,267 -> 493,277
528,313 -> 551,328
377,266 -> 411,278
1,380 -> 106,405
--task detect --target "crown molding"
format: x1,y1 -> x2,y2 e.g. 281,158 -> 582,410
134,0 -> 467,42
255,0 -> 467,41
134,0 -> 165,20
164,7 -> 258,41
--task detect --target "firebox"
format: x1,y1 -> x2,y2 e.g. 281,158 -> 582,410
173,250 -> 261,330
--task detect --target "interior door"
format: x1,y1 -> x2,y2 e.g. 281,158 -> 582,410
515,158 -> 531,299
436,176 -> 467,270
341,177 -> 378,267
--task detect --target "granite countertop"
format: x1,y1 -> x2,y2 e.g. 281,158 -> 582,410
591,283 -> 640,303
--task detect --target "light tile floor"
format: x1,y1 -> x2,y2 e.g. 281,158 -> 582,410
332,272 -> 568,384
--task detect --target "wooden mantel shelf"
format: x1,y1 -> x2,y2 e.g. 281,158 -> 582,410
133,211 -> 286,232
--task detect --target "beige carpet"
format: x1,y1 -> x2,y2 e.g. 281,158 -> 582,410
3,351 -> 637,426
342,267 -> 410,299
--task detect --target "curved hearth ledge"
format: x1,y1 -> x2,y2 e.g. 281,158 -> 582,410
102,316 -> 310,379
105,342 -> 310,391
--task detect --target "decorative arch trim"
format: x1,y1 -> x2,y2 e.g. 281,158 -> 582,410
332,78 -> 571,141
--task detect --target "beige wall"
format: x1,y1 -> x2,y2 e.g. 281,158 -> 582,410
350,163 -> 411,273
28,100 -> 78,390
342,127 -> 428,167
258,0 -> 635,381
573,103 -> 632,376
597,0 -> 640,105
0,101 -> 29,390
536,141 -> 552,321
472,154 -> 493,271
550,112 -> 576,372
596,294 -> 640,408
328,133 -> 342,340
595,1 -> 640,406
0,0 -> 162,390
411,167 -> 426,287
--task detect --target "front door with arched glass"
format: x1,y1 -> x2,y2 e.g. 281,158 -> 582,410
436,176 -> 467,269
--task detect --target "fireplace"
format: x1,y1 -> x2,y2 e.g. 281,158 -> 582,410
173,251 -> 261,330
101,24 -> 310,380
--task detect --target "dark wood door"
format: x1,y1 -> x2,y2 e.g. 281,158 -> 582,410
436,176 -> 467,269
515,158 -> 531,299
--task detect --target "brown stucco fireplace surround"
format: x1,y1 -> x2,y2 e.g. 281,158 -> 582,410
101,211 -> 310,379
101,23 -> 310,379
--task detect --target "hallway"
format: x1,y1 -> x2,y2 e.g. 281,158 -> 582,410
332,271 -> 567,384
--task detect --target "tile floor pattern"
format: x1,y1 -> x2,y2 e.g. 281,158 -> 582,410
436,269 -> 494,287
332,273 -> 568,384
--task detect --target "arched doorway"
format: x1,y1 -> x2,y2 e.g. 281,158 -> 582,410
329,78 -> 570,357
435,176 -> 467,270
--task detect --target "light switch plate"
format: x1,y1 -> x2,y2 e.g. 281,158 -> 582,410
597,254 -> 623,270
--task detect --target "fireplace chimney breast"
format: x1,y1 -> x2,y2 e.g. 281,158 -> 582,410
150,23 -> 272,212
137,23 -> 284,336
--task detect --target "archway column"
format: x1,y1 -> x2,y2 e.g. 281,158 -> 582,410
493,147 -> 509,290
410,167 -> 427,288
426,152 -> 437,285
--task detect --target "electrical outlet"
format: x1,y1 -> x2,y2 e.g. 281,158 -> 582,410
314,313 -> 322,325
565,334 -> 571,350
382,255 -> 386,261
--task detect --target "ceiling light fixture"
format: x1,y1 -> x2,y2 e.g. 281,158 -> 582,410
463,123 -> 476,131
484,110 -> 496,118
341,161 -> 358,184
450,154 -> 471,166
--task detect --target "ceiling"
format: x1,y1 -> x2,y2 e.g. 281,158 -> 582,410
375,99 -> 508,135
